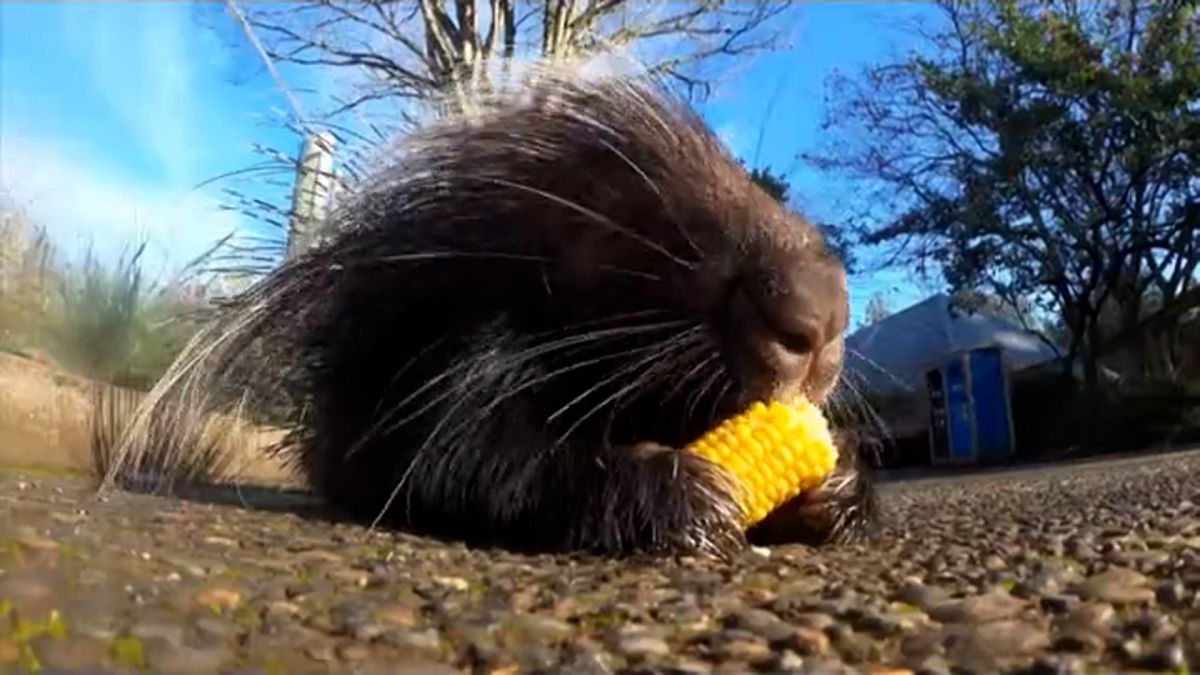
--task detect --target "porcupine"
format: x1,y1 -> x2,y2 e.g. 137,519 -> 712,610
99,60 -> 878,559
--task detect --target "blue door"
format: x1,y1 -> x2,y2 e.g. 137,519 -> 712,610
943,357 -> 975,462
969,347 -> 1014,459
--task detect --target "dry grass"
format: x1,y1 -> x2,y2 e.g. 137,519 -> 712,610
1,199 -> 210,388
0,197 -> 298,487
0,351 -> 296,485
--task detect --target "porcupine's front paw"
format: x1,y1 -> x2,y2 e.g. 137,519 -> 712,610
745,430 -> 879,547
568,441 -> 748,559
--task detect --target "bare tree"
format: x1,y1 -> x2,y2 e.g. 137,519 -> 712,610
198,0 -> 793,275
243,0 -> 792,122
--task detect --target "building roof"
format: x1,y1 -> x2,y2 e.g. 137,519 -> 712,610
843,293 -> 1061,397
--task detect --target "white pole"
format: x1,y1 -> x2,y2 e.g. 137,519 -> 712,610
286,132 -> 336,260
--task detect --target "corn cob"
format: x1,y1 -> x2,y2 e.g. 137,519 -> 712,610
685,396 -> 838,528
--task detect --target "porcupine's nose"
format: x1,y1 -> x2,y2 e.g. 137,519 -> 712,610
727,249 -> 849,402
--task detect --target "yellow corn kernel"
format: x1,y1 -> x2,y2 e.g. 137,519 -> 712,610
685,396 -> 838,527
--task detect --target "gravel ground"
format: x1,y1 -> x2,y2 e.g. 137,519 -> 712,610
2,449 -> 1199,675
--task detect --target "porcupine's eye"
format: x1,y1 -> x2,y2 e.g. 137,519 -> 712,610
721,247 -> 849,406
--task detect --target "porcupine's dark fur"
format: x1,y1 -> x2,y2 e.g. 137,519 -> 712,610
100,61 -> 879,559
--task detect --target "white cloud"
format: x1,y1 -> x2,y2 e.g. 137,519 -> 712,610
1,134 -> 242,281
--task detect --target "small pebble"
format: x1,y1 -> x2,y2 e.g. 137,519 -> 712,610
946,620 -> 1050,670
146,643 -> 234,674
616,634 -> 671,659
432,575 -> 470,592
337,642 -> 371,661
375,603 -> 420,627
713,635 -> 771,663
785,626 -> 832,656
27,636 -> 110,671
131,620 -> 186,647
1124,612 -> 1177,641
305,643 -> 337,663
720,608 -> 792,642
1155,580 -> 1189,608
1135,642 -> 1187,671
1076,568 -> 1156,605
833,631 -> 876,664
388,627 -> 444,655
194,586 -> 243,612
792,612 -> 837,632
192,616 -> 237,640
202,536 -> 239,549
1013,569 -> 1067,598
505,613 -> 574,643
766,649 -> 800,671
928,589 -> 1027,624
1039,594 -> 1076,614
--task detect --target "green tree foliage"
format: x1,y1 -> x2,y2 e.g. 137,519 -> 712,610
748,166 -> 791,203
747,164 -> 858,273
807,0 -> 1199,386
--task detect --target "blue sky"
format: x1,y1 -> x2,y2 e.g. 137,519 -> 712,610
0,1 -> 943,327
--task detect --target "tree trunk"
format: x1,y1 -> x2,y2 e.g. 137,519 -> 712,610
1083,316 -> 1103,393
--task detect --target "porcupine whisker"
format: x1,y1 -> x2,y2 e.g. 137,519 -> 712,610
681,358 -> 721,422
371,250 -> 662,282
835,374 -> 886,436
348,320 -> 699,459
101,288 -> 282,489
113,268 -> 323,488
662,350 -> 728,440
820,378 -> 889,471
553,371 -> 665,453
823,367 -> 863,418
677,354 -> 722,428
660,341 -> 724,406
511,328 -> 706,412
595,138 -> 704,259
598,328 -> 714,444
460,174 -> 698,271
394,339 -> 670,525
377,326 -> 647,528
380,318 -> 693,420
435,342 -> 676,454
844,346 -> 910,391
822,380 -> 854,424
570,78 -> 684,156
527,309 -> 679,339
553,328 -> 705,450
832,369 -> 894,442
370,364 -> 491,532
595,324 -> 705,425
370,335 -> 451,418
541,321 -> 702,382
706,378 -> 735,430
594,327 -> 714,448
545,328 -> 703,448
542,325 -> 703,430
685,362 -> 727,427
